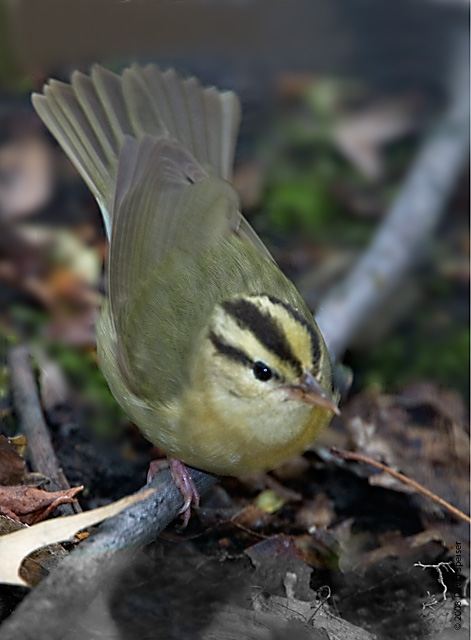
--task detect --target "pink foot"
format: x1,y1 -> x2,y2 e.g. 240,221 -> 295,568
147,459 -> 167,483
169,458 -> 200,527
147,457 -> 199,527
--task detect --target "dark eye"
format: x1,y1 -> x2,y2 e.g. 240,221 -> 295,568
253,361 -> 272,381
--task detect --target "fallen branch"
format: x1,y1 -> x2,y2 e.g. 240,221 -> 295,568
331,448 -> 471,525
0,468 -> 217,639
7,345 -> 80,516
315,33 -> 469,361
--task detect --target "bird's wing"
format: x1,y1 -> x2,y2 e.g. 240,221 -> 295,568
32,63 -> 241,238
108,135 -> 241,329
104,134 -> 278,402
32,64 -> 278,401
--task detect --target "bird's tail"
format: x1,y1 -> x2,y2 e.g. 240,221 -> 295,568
32,63 -> 241,238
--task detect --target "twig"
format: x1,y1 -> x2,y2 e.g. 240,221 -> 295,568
414,561 -> 455,602
7,345 -> 81,516
315,30 -> 469,361
0,468 -> 217,639
331,448 -> 471,525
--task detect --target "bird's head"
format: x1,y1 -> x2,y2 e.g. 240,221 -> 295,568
196,293 -> 338,426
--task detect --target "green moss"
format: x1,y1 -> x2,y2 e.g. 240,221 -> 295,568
4,304 -> 125,437
257,79 -> 413,247
265,177 -> 335,231
358,311 -> 469,399
47,342 -> 126,437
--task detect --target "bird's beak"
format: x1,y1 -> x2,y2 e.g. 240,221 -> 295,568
287,371 -> 340,415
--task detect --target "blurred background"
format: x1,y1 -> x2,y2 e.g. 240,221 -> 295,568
1,0 -> 468,421
1,0 -> 469,479
0,1 -> 469,636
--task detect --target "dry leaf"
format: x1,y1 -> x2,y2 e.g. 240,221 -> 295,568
7,434 -> 28,458
247,533 -> 305,562
0,515 -> 67,586
295,529 -> 342,570
295,493 -> 336,532
52,229 -> 101,287
355,528 -> 450,568
337,384 -> 470,563
0,134 -> 54,219
343,386 -> 470,516
0,435 -> 26,485
231,161 -> 264,209
0,487 -> 155,586
333,97 -> 420,180
232,504 -> 272,531
246,553 -> 375,640
46,305 -> 98,347
0,485 -> 83,525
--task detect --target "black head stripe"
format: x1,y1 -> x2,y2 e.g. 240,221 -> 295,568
222,298 -> 303,376
209,331 -> 252,368
265,295 -> 321,372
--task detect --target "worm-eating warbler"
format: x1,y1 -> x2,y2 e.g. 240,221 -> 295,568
32,64 -> 339,512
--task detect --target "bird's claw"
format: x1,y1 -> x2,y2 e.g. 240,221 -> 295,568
168,458 -> 200,527
146,457 -> 199,527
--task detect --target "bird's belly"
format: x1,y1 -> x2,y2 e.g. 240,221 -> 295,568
97,308 -> 333,477
159,393 -> 332,476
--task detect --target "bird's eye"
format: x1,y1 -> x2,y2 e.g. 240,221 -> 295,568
253,361 -> 273,381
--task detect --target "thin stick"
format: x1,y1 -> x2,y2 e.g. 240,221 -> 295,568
7,344 -> 81,515
331,448 -> 471,525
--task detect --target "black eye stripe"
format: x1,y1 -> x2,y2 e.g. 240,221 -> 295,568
222,298 -> 303,376
209,331 -> 252,368
265,295 -> 321,372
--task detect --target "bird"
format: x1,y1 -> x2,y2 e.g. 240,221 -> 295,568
32,63 -> 339,523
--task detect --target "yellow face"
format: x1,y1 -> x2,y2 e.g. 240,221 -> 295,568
207,294 -> 334,400
173,294 -> 337,475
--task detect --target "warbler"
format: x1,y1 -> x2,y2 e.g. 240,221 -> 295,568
32,64 -> 339,520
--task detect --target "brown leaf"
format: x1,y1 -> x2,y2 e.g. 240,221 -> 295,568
232,504 -> 272,531
246,549 -> 375,639
0,133 -> 54,219
333,96 -> 421,180
344,387 -> 470,503
276,73 -> 318,102
237,471 -> 302,502
342,384 -> 470,554
6,435 -> 28,458
0,485 -> 83,525
0,488 -> 156,586
295,529 -> 343,570
295,493 -> 336,532
397,381 -> 468,433
353,529 -> 448,569
247,533 -> 305,562
231,161 -> 264,210
0,435 -> 26,485
46,305 -> 98,347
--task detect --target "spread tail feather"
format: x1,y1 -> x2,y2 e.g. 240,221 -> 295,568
32,63 -> 241,238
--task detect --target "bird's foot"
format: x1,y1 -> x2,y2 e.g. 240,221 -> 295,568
147,458 -> 168,483
168,458 -> 200,527
147,458 -> 199,527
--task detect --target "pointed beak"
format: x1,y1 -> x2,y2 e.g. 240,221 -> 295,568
287,371 -> 340,415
